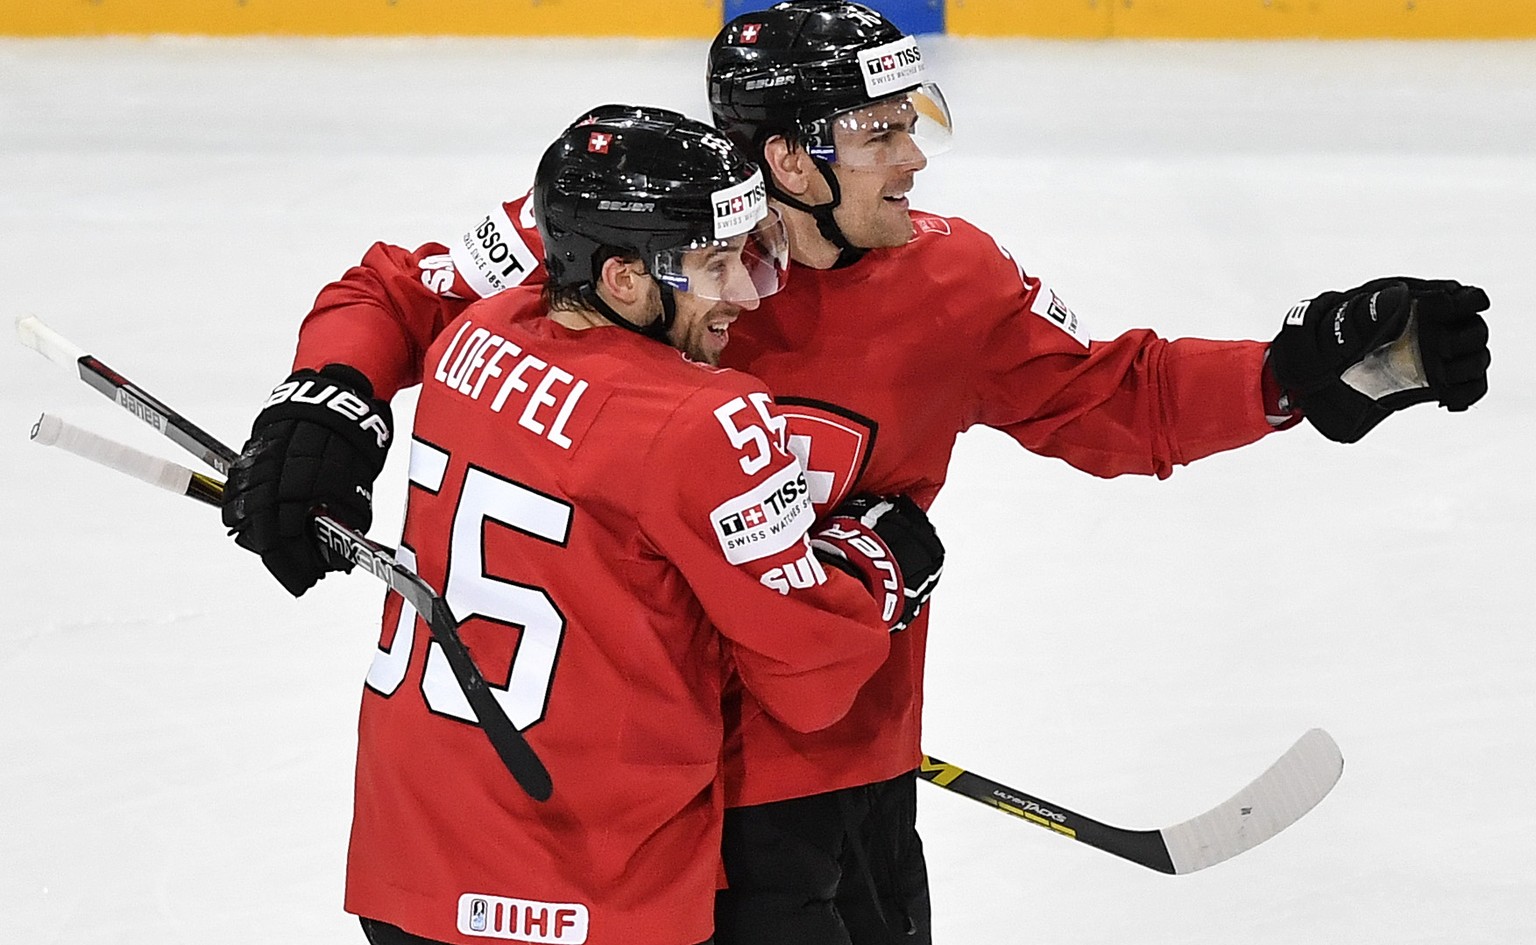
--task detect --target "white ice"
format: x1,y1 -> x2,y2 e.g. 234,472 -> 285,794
2,34 -> 1533,945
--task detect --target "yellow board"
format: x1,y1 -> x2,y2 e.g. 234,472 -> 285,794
950,0 -> 1114,38
7,0 -> 1531,39
0,0 -> 722,38
949,0 -> 1536,38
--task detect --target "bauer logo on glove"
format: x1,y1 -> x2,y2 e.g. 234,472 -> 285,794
811,494 -> 945,632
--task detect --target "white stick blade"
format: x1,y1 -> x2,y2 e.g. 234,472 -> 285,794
15,315 -> 87,368
30,412 -> 194,496
1162,728 -> 1343,874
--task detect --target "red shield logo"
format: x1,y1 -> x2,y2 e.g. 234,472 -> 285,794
774,399 -> 878,518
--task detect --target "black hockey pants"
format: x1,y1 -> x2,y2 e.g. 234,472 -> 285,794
714,768 -> 932,945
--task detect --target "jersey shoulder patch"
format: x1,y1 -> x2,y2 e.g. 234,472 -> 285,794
708,460 -> 815,565
448,201 -> 542,298
1023,276 -> 1090,348
910,212 -> 953,239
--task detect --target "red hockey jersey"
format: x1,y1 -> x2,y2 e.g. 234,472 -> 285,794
343,286 -> 890,945
298,192 -> 1279,809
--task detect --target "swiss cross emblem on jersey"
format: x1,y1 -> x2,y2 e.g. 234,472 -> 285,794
588,132 -> 612,154
774,399 -> 878,518
740,23 -> 761,43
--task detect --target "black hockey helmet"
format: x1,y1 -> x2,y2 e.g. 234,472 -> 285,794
707,1 -> 952,167
534,104 -> 788,327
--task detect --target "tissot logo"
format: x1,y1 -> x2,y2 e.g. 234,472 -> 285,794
710,464 -> 814,564
865,45 -> 921,75
710,173 -> 767,239
713,498 -> 781,537
858,37 -> 926,97
714,184 -> 764,221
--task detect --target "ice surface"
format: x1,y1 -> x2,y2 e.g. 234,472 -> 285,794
3,35 -> 1533,945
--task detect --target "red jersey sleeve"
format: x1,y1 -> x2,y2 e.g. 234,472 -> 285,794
637,377 -> 890,734
952,219 -> 1278,479
294,190 -> 548,399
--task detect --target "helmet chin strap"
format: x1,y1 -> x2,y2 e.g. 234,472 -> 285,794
765,156 -> 867,269
580,280 -> 677,342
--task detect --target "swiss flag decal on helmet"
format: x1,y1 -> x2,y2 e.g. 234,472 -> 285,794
588,132 -> 612,154
740,23 -> 761,43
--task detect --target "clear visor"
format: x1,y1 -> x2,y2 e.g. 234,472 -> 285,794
809,84 -> 953,167
652,209 -> 790,305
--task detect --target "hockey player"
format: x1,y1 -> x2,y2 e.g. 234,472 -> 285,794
222,3 -> 1492,945
252,105 -> 945,945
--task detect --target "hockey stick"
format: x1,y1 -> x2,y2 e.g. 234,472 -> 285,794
30,412 -> 226,506
16,317 -> 238,476
17,317 -> 554,803
919,727 -> 1342,874
38,417 -> 1345,879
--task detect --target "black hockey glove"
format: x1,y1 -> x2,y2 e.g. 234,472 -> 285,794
222,364 -> 393,597
1268,277 -> 1491,443
811,494 -> 945,632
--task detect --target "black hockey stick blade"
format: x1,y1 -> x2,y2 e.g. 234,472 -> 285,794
919,728 -> 1342,874
17,317 -> 554,802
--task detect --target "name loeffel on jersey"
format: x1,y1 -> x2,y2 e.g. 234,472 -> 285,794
432,318 -> 591,450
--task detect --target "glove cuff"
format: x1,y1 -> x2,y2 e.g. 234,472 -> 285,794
812,516 -> 907,629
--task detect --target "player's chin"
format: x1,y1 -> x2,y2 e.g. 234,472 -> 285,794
690,326 -> 728,366
874,207 -> 916,247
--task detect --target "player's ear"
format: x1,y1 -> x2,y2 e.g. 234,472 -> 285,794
595,255 -> 662,327
597,256 -> 649,305
762,135 -> 816,199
